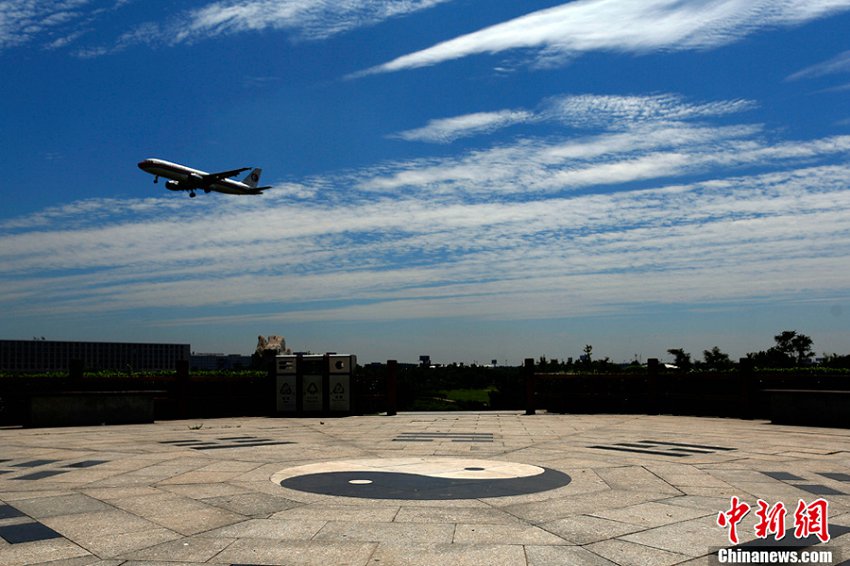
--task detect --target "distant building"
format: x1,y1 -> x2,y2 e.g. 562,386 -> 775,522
190,353 -> 253,371
0,339 -> 189,372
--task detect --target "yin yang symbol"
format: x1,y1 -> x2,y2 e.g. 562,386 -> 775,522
271,458 -> 571,500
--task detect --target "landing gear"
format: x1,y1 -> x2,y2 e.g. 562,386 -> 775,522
189,191 -> 197,198
154,176 -> 158,184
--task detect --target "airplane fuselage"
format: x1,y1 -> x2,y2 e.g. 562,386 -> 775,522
137,158 -> 267,197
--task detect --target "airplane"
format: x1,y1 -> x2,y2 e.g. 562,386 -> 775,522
138,158 -> 271,198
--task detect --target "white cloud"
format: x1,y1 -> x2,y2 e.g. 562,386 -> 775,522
0,0 -> 133,51
364,120 -> 850,197
359,0 -> 850,75
7,164 -> 850,323
186,0 -> 451,41
1,0 -> 452,54
541,93 -> 757,128
389,93 -> 757,144
110,0 -> 453,52
392,110 -> 534,143
0,0 -> 90,50
788,49 -> 850,81
3,93 -> 850,331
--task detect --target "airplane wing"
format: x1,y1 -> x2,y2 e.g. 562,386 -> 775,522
202,167 -> 252,182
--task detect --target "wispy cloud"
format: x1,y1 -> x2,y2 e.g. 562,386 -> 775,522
2,93 -> 850,329
1,0 -> 452,55
184,0 -> 453,42
3,164 -> 850,323
373,94 -> 803,196
359,0 -> 850,75
0,0 -> 90,50
788,49 -> 850,81
389,93 -> 757,143
541,94 -> 757,128
392,110 -> 534,143
0,0 -> 132,52
102,0 -> 452,54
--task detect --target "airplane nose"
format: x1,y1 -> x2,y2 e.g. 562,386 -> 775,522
137,160 -> 149,170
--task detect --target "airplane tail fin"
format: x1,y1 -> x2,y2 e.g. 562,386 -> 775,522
242,168 -> 262,188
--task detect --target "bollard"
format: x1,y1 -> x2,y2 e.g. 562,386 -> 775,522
267,357 -> 277,416
386,360 -> 398,416
524,358 -> 535,415
176,359 -> 189,418
738,357 -> 755,420
69,359 -> 84,381
322,354 -> 331,415
647,358 -> 660,414
295,353 -> 304,414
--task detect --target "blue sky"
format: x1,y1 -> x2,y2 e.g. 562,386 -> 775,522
2,0 -> 850,364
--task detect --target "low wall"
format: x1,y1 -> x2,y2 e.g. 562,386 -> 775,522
27,391 -> 161,427
765,389 -> 850,428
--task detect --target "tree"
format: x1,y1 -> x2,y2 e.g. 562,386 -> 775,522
789,332 -> 814,365
667,348 -> 692,371
702,346 -> 733,371
749,331 -> 814,367
582,345 -> 593,365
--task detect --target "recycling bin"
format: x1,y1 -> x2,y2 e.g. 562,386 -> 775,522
328,354 -> 355,413
275,355 -> 297,414
275,353 -> 356,416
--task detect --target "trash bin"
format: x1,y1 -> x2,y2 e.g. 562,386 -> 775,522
328,354 -> 355,413
275,353 -> 356,416
275,355 -> 297,414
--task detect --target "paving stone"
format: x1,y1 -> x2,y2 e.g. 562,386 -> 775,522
202,491 -> 300,516
394,505 -> 520,524
619,515 -> 738,557
0,538 -> 92,566
542,514 -> 644,544
500,489 -> 673,522
367,543 -> 527,566
157,482 -> 251,499
119,535 -> 235,562
11,494 -> 113,519
586,537 -> 693,566
202,518 -> 326,539
75,527 -> 182,558
106,493 -> 245,535
314,521 -> 455,543
40,509 -> 161,538
525,545 -> 619,566
595,466 -> 682,494
80,486 -> 163,500
273,503 -> 400,522
214,539 -> 376,565
453,523 -> 569,545
37,558 -> 121,566
591,501 -> 711,528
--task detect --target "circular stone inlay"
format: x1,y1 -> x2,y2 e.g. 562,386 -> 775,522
270,458 -> 571,500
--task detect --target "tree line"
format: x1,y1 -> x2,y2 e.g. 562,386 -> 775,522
535,330 -> 850,372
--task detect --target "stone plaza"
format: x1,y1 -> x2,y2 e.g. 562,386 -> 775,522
0,412 -> 848,565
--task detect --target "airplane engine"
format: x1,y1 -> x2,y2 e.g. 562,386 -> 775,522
165,180 -> 181,191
